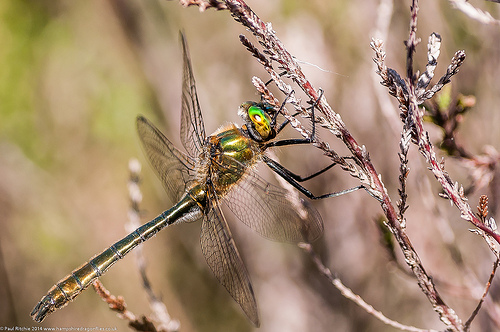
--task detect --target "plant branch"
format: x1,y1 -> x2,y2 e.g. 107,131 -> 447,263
464,259 -> 500,330
223,0 -> 464,329
299,243 -> 439,332
93,280 -> 160,332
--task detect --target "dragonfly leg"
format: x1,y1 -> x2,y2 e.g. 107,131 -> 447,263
263,89 -> 367,199
275,88 -> 324,136
266,158 -> 338,182
267,89 -> 296,130
264,70 -> 287,88
263,155 -> 365,200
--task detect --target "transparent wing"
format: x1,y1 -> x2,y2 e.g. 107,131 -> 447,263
136,116 -> 197,204
200,193 -> 259,327
179,32 -> 206,158
224,165 -> 324,243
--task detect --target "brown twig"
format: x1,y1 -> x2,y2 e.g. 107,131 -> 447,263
299,243 -> 438,332
397,115 -> 412,226
372,0 -> 500,329
376,0 -> 500,248
464,258 -> 500,331
464,196 -> 500,330
93,280 -> 159,332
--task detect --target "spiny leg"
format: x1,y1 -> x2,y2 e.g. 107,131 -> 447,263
265,157 -> 338,182
265,90 -> 368,199
264,71 -> 287,88
263,155 -> 365,200
272,88 -> 324,141
269,89 -> 296,130
264,89 -> 338,179
265,89 -> 342,183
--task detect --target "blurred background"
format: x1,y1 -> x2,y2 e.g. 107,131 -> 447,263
1,0 -> 500,331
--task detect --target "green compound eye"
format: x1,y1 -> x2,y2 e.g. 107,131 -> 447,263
248,105 -> 272,139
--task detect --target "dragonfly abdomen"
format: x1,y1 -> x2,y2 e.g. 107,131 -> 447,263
31,190 -> 203,323
30,234 -> 146,322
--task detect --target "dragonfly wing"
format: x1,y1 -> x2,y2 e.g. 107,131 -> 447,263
200,197 -> 260,327
224,166 -> 324,243
136,116 -> 197,204
179,32 -> 206,158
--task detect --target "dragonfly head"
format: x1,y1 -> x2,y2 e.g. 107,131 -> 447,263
239,102 -> 277,142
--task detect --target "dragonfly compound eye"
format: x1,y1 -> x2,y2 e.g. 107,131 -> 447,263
248,105 -> 272,139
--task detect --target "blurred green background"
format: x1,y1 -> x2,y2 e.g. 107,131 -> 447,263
1,0 -> 500,331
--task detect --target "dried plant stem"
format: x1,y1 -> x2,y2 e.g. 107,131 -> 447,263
397,116 -> 411,226
415,116 -> 500,246
370,0 -> 500,328
402,1 -> 500,248
373,34 -> 500,253
222,0 -> 464,329
93,280 -> 159,332
299,243 -> 438,332
464,259 -> 500,330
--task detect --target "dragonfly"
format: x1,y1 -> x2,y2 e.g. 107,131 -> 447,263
31,33 -> 351,326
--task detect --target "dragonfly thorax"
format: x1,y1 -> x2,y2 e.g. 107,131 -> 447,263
196,124 -> 261,197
